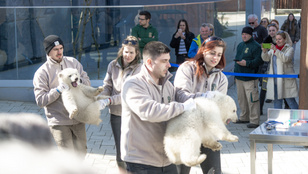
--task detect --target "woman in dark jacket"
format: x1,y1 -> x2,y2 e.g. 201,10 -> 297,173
170,19 -> 195,64
281,13 -> 300,51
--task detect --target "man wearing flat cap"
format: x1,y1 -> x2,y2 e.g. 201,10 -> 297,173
33,35 -> 90,157
234,26 -> 264,129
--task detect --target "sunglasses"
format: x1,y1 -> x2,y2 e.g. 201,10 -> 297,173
267,23 -> 276,27
123,40 -> 137,45
277,30 -> 285,34
202,36 -> 223,46
248,19 -> 257,25
261,20 -> 267,23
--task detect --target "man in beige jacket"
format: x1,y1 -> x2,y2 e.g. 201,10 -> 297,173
121,41 -> 196,173
33,35 -> 90,157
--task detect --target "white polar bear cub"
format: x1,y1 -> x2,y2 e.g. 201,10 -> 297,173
164,91 -> 239,167
58,68 -> 105,125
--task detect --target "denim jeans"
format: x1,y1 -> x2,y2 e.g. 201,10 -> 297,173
273,84 -> 298,109
126,162 -> 178,174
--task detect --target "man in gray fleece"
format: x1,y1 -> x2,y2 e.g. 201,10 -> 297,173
33,35 -> 90,157
121,41 -> 196,174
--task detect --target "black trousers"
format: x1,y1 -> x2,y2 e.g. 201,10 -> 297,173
177,146 -> 221,174
176,54 -> 188,64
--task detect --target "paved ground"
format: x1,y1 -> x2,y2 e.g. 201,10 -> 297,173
0,39 -> 306,174
0,14 -> 306,174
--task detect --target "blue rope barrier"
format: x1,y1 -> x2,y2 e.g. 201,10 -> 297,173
223,72 -> 299,78
170,63 -> 299,78
170,63 -> 179,68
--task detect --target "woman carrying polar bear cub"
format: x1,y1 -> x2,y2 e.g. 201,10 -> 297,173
173,36 -> 230,174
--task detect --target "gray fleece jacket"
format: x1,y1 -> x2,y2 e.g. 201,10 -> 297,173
33,56 -> 90,126
121,64 -> 186,167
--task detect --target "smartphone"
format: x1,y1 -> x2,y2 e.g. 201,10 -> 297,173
262,43 -> 271,49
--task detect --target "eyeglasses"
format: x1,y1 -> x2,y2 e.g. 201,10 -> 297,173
123,40 -> 137,45
248,19 -> 257,25
138,17 -> 146,21
261,20 -> 267,23
202,36 -> 223,46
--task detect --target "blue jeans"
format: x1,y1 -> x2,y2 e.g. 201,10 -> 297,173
274,84 -> 298,109
126,162 -> 178,174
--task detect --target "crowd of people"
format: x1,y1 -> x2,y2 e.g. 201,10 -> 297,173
3,10 -> 298,174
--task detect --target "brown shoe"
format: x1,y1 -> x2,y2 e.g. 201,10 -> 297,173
235,120 -> 249,124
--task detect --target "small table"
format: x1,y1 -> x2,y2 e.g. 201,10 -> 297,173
249,109 -> 308,174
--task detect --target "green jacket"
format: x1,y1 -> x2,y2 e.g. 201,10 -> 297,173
234,37 -> 263,81
131,24 -> 158,51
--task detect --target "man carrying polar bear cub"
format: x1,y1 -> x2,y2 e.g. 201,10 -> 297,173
164,91 -> 239,167
33,35 -> 108,157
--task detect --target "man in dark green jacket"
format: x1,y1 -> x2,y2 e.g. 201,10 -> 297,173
234,26 -> 264,128
131,11 -> 158,54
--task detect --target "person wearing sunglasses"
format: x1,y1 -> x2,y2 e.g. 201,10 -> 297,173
234,26 -> 264,129
131,10 -> 158,55
247,14 -> 268,44
170,19 -> 195,64
174,36 -> 227,174
261,31 -> 298,110
188,23 -> 214,58
98,35 -> 142,170
269,19 -> 280,29
260,17 -> 269,28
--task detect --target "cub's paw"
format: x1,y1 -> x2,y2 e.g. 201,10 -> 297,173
184,154 -> 207,166
69,108 -> 78,119
95,86 -> 104,96
210,142 -> 223,151
225,134 -> 239,142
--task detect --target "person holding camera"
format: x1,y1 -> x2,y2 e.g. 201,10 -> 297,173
170,19 -> 195,64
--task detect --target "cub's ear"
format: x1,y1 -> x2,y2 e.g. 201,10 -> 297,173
58,72 -> 63,78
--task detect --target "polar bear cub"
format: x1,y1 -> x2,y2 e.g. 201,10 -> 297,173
58,68 -> 105,125
164,91 -> 239,166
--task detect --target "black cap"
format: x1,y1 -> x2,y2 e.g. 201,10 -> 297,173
241,26 -> 253,36
43,35 -> 64,55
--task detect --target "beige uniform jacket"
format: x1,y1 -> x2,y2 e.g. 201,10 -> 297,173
100,59 -> 142,116
121,64 -> 185,167
174,61 -> 228,101
33,56 -> 90,126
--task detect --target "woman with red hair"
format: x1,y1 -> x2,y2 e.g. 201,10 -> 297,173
174,36 -> 227,174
